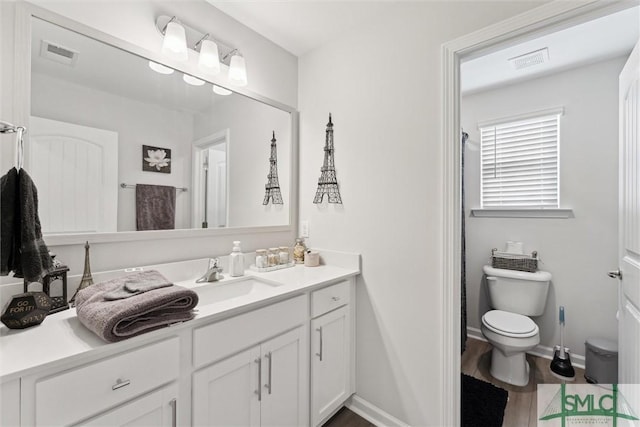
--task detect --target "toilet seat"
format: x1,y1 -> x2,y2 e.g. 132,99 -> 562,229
482,310 -> 538,338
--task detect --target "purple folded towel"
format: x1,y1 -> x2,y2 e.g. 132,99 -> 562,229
75,270 -> 198,342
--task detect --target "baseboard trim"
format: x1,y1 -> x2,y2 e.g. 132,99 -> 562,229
466,327 -> 585,370
346,395 -> 409,427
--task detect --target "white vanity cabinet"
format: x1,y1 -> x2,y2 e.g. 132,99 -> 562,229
310,280 -> 355,426
1,265 -> 359,427
79,383 -> 178,427
21,336 -> 181,426
192,327 -> 305,427
192,295 -> 308,427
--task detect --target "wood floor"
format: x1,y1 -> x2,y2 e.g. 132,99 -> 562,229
462,337 -> 588,427
322,407 -> 375,427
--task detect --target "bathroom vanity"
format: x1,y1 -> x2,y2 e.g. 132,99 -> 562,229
0,252 -> 359,426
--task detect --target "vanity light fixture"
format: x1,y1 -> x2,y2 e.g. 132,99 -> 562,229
227,51 -> 248,87
159,17 -> 188,62
148,61 -> 174,75
196,36 -> 221,75
155,15 -> 248,86
213,85 -> 232,96
183,74 -> 205,86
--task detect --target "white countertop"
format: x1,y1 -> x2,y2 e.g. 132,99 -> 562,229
0,252 -> 359,383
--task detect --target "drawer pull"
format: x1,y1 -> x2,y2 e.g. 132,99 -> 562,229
265,351 -> 272,394
255,358 -> 262,401
316,327 -> 323,361
112,378 -> 131,390
170,398 -> 177,427
331,296 -> 340,301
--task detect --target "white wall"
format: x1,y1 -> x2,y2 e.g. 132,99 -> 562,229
1,0 -> 298,283
297,2 -> 546,425
462,57 -> 624,359
31,73 -> 194,231
193,94 -> 291,227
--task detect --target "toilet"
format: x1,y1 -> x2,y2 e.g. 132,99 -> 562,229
481,265 -> 551,386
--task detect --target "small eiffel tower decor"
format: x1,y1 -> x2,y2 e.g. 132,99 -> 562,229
313,114 -> 342,204
263,131 -> 283,205
70,241 -> 94,306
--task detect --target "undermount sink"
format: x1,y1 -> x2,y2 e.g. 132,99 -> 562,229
193,278 -> 282,305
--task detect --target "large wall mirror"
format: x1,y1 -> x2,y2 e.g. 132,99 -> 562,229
23,12 -> 295,242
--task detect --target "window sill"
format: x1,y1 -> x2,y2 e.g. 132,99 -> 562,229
470,208 -> 574,219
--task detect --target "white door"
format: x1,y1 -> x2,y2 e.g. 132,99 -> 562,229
77,383 -> 178,427
260,327 -> 306,427
618,40 -> 640,415
192,345 -> 261,427
311,306 -> 350,427
29,116 -> 118,233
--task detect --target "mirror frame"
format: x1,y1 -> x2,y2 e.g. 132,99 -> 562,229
13,2 -> 298,246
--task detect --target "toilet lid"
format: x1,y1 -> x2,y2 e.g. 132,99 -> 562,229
482,310 -> 538,337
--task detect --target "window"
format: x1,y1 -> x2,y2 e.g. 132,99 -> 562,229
480,109 -> 562,209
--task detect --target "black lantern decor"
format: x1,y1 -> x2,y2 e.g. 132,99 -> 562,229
24,265 -> 70,314
1,292 -> 52,329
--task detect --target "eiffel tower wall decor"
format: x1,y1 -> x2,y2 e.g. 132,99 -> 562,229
314,113 -> 342,204
263,131 -> 284,205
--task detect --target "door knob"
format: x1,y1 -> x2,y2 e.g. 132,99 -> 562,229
607,269 -> 622,279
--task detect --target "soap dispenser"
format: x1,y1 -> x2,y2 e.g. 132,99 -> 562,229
229,241 -> 244,277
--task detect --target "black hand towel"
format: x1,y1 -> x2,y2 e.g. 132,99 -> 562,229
13,169 -> 52,282
1,167 -> 20,275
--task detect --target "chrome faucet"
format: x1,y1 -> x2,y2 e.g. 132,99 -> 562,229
196,258 -> 223,283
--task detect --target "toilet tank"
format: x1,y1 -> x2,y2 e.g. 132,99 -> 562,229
483,265 -> 551,316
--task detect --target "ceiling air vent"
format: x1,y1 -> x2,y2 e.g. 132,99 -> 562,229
508,48 -> 549,70
40,40 -> 79,66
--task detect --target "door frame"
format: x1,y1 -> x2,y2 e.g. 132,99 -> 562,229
440,1 -> 638,424
191,129 -> 230,229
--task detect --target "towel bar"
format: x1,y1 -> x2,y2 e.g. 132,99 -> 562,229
120,183 -> 188,192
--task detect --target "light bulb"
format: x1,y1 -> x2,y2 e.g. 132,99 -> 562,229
213,85 -> 232,96
228,54 -> 248,87
161,21 -> 188,62
198,39 -> 221,75
148,61 -> 174,75
183,74 -> 205,86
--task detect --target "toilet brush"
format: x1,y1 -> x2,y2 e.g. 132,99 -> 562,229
550,306 -> 576,381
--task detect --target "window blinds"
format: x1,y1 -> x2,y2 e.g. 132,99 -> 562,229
480,113 -> 560,209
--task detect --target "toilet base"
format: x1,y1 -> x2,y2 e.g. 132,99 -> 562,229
490,347 -> 531,386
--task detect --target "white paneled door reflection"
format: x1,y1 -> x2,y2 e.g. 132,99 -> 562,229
29,116 -> 118,234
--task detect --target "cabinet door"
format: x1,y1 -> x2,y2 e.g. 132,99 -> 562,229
192,346 -> 261,427
77,383 -> 178,427
311,306 -> 350,426
260,327 -> 307,427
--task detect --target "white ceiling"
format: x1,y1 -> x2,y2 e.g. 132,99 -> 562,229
461,6 -> 640,94
206,0 -> 400,56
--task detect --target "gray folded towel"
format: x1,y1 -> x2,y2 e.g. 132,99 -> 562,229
75,270 -> 199,342
103,271 -> 173,300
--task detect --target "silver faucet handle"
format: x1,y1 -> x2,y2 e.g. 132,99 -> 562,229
209,258 -> 221,270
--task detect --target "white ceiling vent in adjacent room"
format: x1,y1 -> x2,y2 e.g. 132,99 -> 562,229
40,40 -> 79,66
508,48 -> 549,70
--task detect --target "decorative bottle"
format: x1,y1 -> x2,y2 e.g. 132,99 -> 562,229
293,238 -> 306,264
229,241 -> 244,277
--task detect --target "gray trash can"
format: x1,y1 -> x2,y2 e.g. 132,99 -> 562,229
584,337 -> 618,384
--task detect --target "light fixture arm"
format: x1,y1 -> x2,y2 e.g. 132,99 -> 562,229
194,33 -> 210,51
159,16 -> 177,36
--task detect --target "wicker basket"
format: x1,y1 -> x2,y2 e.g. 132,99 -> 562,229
491,249 -> 538,273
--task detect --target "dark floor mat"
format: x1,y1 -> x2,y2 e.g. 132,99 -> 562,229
462,374 -> 509,427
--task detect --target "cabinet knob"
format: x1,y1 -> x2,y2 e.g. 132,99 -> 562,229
331,296 -> 340,301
